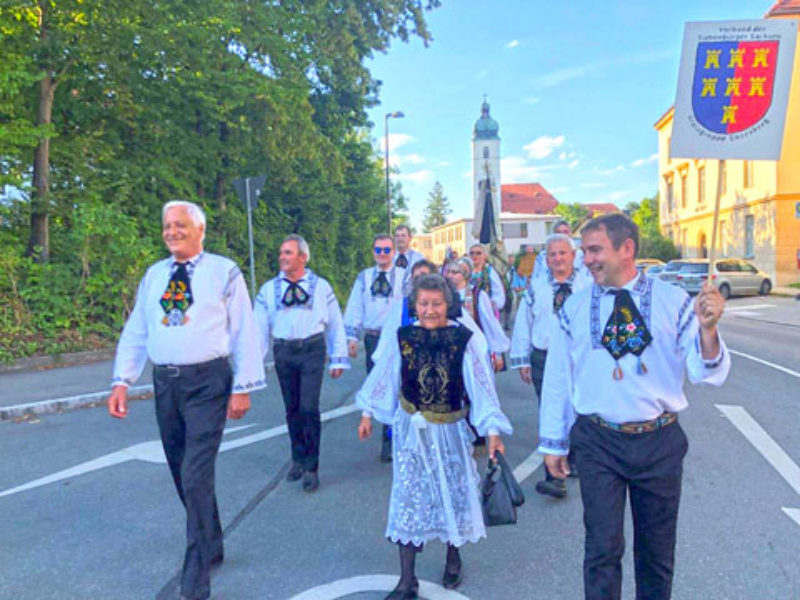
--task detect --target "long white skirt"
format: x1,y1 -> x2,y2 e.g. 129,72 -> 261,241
385,409 -> 486,548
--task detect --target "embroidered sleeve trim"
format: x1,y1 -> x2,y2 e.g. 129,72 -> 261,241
510,356 -> 529,369
696,337 -> 725,368
590,284 -> 603,348
111,376 -> 133,387
538,437 -> 570,451
223,265 -> 243,298
345,325 -> 361,339
329,356 -> 349,367
233,379 -> 266,392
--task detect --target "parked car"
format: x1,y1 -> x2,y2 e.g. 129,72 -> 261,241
659,260 -> 688,286
675,258 -> 772,298
646,264 -> 664,279
635,259 -> 665,274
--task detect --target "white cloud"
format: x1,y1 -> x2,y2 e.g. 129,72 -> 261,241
532,49 -> 674,89
568,159 -> 580,169
500,156 -> 546,183
630,153 -> 658,168
522,96 -> 540,105
580,182 -> 606,189
379,133 -> 415,153
394,153 -> 426,167
505,40 -> 519,49
549,186 -> 571,194
473,69 -> 490,82
397,170 -> 434,185
595,165 -> 626,176
523,135 -> 565,160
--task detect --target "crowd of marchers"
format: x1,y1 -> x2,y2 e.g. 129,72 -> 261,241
107,201 -> 729,600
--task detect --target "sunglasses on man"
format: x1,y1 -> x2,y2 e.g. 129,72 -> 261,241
374,246 -> 393,254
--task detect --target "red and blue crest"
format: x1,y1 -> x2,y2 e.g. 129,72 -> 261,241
692,41 -> 779,133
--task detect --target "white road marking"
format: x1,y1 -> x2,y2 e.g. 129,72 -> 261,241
716,405 -> 800,527
512,450 -> 543,484
0,423 -> 257,498
729,349 -> 800,379
287,574 -> 470,599
728,311 -> 762,318
725,303 -> 775,311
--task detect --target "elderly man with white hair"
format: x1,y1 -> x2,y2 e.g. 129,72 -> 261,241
108,200 -> 266,600
510,232 -> 589,498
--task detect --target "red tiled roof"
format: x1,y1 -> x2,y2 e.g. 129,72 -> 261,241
766,0 -> 800,16
582,203 -> 619,216
501,183 -> 558,214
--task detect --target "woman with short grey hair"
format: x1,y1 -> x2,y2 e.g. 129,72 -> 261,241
356,273 -> 512,598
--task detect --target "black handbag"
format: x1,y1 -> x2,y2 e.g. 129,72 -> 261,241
481,452 -> 524,527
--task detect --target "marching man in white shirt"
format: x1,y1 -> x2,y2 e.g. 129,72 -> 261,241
539,213 -> 730,600
509,233 -> 589,499
392,224 -> 424,270
254,234 -> 349,493
108,201 -> 266,600
344,233 -> 406,462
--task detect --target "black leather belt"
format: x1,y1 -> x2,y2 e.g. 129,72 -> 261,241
154,356 -> 228,378
273,332 -> 325,350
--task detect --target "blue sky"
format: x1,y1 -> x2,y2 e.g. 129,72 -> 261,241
365,0 -> 773,230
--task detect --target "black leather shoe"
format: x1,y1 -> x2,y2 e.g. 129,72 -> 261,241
286,462 -> 304,482
384,577 -> 418,599
210,551 -> 224,568
380,438 -> 393,463
302,470 -> 319,493
535,478 -> 567,498
442,565 -> 462,589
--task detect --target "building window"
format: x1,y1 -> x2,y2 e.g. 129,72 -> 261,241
744,160 -> 754,188
680,172 -> 687,209
698,166 -> 705,206
666,178 -> 674,213
745,214 -> 755,257
456,227 -> 462,241
719,160 -> 727,195
501,223 -> 528,238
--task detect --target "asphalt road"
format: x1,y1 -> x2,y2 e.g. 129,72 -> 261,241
1,296 -> 798,599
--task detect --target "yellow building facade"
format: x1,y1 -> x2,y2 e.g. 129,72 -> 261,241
654,6 -> 800,286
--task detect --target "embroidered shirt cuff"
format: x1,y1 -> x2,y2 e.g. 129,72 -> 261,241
537,437 -> 570,456
487,427 -> 499,437
329,356 -> 350,369
345,325 -> 361,340
509,355 -> 529,369
695,335 -> 725,369
361,410 -> 373,418
232,379 -> 267,393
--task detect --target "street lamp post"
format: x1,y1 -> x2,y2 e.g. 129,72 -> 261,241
384,110 -> 404,232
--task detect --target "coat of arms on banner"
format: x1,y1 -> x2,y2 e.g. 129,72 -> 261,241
692,41 -> 779,134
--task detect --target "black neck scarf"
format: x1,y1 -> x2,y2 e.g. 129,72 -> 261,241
160,262 -> 194,326
552,282 -> 572,313
370,271 -> 392,297
282,278 -> 309,307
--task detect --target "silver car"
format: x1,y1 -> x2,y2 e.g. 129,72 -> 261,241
658,260 -> 688,286
675,258 -> 772,298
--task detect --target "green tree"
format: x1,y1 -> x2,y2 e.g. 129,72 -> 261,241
628,196 -> 679,261
554,202 -> 589,230
422,180 -> 450,232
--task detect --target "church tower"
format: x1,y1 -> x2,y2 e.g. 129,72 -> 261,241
472,98 -> 502,243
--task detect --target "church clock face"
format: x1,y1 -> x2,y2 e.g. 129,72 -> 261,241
483,146 -> 489,159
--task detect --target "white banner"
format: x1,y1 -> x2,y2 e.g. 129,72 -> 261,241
671,19 -> 797,160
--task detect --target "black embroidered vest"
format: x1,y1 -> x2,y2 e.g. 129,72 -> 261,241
397,324 -> 473,424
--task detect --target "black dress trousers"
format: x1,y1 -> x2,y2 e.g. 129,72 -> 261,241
570,415 -> 688,600
153,357 -> 231,600
274,334 -> 326,472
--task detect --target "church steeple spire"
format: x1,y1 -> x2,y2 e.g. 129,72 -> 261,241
474,97 -> 499,140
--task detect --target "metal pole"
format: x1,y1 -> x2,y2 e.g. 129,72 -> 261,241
385,114 -> 391,232
246,177 -> 257,299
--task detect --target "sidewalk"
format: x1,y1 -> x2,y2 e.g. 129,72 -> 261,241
772,286 -> 800,298
0,359 -> 153,421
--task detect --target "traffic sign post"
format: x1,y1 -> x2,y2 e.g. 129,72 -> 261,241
233,176 -> 267,299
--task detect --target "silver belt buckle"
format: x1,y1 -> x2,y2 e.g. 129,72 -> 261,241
166,365 -> 181,378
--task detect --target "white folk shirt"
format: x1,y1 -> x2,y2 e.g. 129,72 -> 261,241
344,266 -> 406,339
458,288 -> 510,354
509,271 -> 590,367
538,271 -> 731,455
253,270 -> 350,371
111,252 -> 266,393
472,265 -> 506,310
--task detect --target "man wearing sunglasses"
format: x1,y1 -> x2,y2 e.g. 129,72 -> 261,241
254,234 -> 350,493
344,233 -> 406,462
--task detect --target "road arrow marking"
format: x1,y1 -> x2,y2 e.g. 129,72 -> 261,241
0,423 -> 256,498
716,404 -> 800,527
